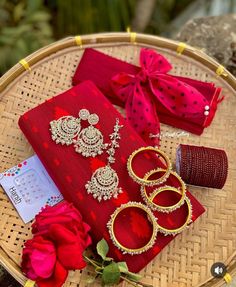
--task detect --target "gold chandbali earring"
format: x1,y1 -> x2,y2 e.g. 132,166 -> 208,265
50,109 -> 108,157
74,109 -> 108,157
50,115 -> 81,145
85,118 -> 123,202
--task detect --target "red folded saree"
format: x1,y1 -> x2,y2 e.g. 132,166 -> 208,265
73,48 -> 222,146
18,80 -> 205,272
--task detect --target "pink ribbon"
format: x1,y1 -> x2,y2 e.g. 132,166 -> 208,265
111,48 -> 209,146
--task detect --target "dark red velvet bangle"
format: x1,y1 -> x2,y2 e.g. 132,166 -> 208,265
176,144 -> 228,189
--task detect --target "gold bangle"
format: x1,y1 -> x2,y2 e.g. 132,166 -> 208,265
127,147 -> 172,186
141,169 -> 186,213
153,189 -> 192,236
107,202 -> 158,255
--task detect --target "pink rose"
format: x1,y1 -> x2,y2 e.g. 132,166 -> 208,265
22,201 -> 92,287
22,236 -> 68,287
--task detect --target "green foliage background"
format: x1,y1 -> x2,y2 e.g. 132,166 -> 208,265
0,0 -> 193,75
0,0 -> 53,74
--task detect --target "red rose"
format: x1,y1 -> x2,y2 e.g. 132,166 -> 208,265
22,201 -> 92,287
32,201 -> 83,233
32,201 -> 92,250
48,223 -> 88,269
22,236 -> 68,287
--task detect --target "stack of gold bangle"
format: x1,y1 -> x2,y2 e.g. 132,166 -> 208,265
107,146 -> 193,255
141,168 -> 187,213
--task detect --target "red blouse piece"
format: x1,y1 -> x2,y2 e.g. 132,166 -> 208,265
19,81 -> 205,272
73,48 -> 222,146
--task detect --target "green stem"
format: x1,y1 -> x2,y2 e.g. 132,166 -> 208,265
120,276 -> 139,286
120,275 -> 153,287
95,271 -> 103,275
84,255 -> 153,287
83,255 -> 102,270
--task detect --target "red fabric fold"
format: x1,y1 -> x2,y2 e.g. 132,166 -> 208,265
19,81 -> 205,272
73,48 -> 222,145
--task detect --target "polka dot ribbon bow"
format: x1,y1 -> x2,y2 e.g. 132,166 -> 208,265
111,48 -> 210,146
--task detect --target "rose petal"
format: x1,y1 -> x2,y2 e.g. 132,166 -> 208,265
31,244 -> 56,278
49,224 -> 87,270
32,201 -> 85,235
57,243 -> 86,270
21,236 -> 56,280
37,261 -> 68,287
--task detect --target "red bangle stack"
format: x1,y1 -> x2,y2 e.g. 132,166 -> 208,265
176,144 -> 228,189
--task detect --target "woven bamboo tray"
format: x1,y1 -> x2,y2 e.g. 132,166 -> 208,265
0,33 -> 236,287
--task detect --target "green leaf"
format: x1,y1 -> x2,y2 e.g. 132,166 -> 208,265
125,271 -> 142,282
117,261 -> 128,273
97,238 -> 109,260
102,262 -> 121,286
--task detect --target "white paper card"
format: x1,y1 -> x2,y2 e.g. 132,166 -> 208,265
0,155 -> 63,223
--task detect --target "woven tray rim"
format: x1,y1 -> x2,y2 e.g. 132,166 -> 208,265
0,32 -> 236,93
0,32 -> 236,287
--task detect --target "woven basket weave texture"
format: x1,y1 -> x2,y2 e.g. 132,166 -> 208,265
0,36 -> 236,287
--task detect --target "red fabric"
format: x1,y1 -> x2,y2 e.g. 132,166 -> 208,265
19,81 -> 205,272
73,48 -> 222,145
